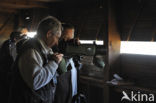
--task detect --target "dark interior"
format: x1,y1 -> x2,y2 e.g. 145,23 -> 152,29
0,0 -> 156,103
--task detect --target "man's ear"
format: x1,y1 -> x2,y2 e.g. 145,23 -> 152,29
46,30 -> 53,39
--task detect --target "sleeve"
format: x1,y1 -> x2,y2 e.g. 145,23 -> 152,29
18,49 -> 58,90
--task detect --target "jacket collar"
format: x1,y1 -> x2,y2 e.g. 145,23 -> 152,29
37,38 -> 53,55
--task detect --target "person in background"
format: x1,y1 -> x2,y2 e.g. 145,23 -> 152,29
53,23 -> 80,53
0,31 -> 21,65
53,23 -> 80,103
9,32 -> 22,61
8,16 -> 63,103
0,31 -> 21,103
61,23 -> 75,41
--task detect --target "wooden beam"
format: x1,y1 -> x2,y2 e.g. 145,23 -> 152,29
32,0 -> 63,2
0,2 -> 47,9
0,8 -> 17,13
0,0 -> 62,3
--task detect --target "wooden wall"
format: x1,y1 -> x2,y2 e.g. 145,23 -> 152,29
0,13 -> 15,45
58,2 -> 107,40
119,0 -> 156,41
117,0 -> 156,89
0,8 -> 60,45
121,54 -> 156,88
60,8 -> 106,40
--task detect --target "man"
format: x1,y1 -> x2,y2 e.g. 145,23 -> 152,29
53,23 -> 80,54
0,31 -> 21,102
9,16 -> 63,103
61,23 -> 75,41
0,32 -> 21,62
53,23 -> 80,103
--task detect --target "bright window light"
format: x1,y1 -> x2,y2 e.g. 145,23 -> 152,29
120,41 -> 156,55
80,40 -> 104,45
27,32 -> 37,38
95,41 -> 104,45
80,40 -> 93,44
26,32 -> 104,45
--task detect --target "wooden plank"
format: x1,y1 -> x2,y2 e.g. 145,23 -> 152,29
32,0 -> 62,2
0,2 -> 47,9
120,54 -> 156,88
121,54 -> 156,67
80,76 -> 105,88
0,8 -> 16,13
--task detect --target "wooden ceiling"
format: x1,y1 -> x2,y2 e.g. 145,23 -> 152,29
0,0 -> 63,13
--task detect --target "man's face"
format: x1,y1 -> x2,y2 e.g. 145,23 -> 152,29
63,28 -> 74,40
46,28 -> 61,48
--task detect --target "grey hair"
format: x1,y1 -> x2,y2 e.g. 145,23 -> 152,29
37,16 -> 62,38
